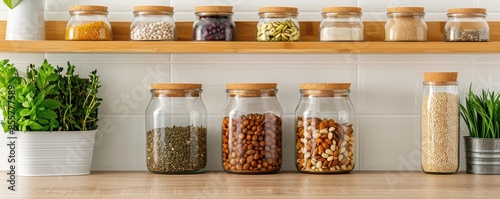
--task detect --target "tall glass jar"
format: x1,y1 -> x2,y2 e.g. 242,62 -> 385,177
145,83 -> 208,174
295,83 -> 356,173
445,8 -> 489,42
257,6 -> 300,42
421,72 -> 459,174
221,83 -> 283,174
193,6 -> 236,41
65,5 -> 112,41
385,7 -> 427,41
319,7 -> 364,41
130,6 -> 176,41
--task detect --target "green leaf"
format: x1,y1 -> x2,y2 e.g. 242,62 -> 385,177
37,109 -> 57,119
46,73 -> 59,82
3,0 -> 22,9
40,99 -> 62,109
37,118 -> 49,125
19,108 -> 30,116
29,122 -> 43,130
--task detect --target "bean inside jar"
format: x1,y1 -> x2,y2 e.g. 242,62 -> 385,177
222,113 -> 282,173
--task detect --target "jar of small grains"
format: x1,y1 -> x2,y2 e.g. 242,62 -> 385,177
421,72 -> 459,174
319,7 -> 364,41
385,7 -> 427,41
445,8 -> 489,42
257,6 -> 300,42
295,83 -> 356,173
65,5 -> 112,41
145,83 -> 208,174
130,5 -> 176,41
193,6 -> 236,41
221,83 -> 283,174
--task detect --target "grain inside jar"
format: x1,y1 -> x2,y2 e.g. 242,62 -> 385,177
130,5 -> 176,41
385,7 -> 427,41
65,5 -> 113,41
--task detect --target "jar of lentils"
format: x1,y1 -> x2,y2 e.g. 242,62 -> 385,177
145,83 -> 208,174
445,8 -> 489,42
193,6 -> 236,41
130,5 -> 176,41
221,83 -> 283,174
257,6 -> 300,42
319,7 -> 364,41
65,5 -> 112,41
385,7 -> 427,41
295,83 -> 356,173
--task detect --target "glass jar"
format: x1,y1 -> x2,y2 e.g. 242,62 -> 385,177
295,83 -> 356,173
257,6 -> 300,42
421,72 -> 459,174
65,5 -> 112,41
130,6 -> 176,41
221,83 -> 283,174
385,7 -> 427,41
445,8 -> 489,42
193,6 -> 236,41
319,7 -> 364,41
145,83 -> 208,174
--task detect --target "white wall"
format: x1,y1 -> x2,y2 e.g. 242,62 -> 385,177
1,0 -> 500,171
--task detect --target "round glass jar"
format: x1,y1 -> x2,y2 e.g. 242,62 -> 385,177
421,72 -> 459,174
130,5 -> 176,41
295,83 -> 356,173
319,7 -> 364,41
385,7 -> 427,41
145,83 -> 208,174
193,6 -> 236,41
221,83 -> 283,174
445,8 -> 489,42
65,5 -> 112,41
257,6 -> 300,42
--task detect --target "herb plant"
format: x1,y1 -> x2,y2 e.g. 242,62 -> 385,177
460,85 -> 500,138
0,59 -> 101,132
3,0 -> 23,9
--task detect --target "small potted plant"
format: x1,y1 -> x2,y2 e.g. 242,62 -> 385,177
3,0 -> 45,40
0,59 -> 102,176
460,85 -> 500,174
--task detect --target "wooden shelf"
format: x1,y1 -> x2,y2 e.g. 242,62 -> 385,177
1,21 -> 500,53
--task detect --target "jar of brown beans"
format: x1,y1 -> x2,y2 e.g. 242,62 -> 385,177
221,83 -> 283,174
65,5 -> 112,41
295,83 -> 356,173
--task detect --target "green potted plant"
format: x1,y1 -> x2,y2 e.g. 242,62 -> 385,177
0,59 -> 101,176
3,0 -> 45,40
460,85 -> 500,174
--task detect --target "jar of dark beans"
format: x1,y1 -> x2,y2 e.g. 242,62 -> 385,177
445,8 -> 489,42
221,83 -> 283,174
193,6 -> 236,41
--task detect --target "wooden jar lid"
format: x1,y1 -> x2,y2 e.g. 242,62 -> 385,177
423,72 -> 458,82
259,6 -> 298,13
387,7 -> 424,13
195,6 -> 233,13
448,8 -> 486,14
300,83 -> 351,90
134,5 -> 174,12
226,83 -> 277,90
70,5 -> 108,12
322,7 -> 361,13
151,83 -> 202,90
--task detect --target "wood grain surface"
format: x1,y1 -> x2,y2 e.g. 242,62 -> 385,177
1,171 -> 499,198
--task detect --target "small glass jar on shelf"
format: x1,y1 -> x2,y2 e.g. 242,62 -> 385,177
445,8 -> 489,42
319,7 -> 364,41
193,6 -> 236,41
130,5 -> 176,41
65,5 -> 112,41
257,6 -> 300,42
385,7 -> 427,41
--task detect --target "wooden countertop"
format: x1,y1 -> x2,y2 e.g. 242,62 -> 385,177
2,171 -> 499,198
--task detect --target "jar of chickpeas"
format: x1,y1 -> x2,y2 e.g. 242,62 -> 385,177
65,5 -> 113,41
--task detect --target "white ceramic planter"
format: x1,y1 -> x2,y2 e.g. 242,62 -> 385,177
5,0 -> 45,40
16,130 -> 96,176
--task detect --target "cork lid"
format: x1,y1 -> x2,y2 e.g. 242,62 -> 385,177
259,6 -> 298,13
195,6 -> 233,13
134,5 -> 174,13
448,8 -> 486,14
322,7 -> 362,13
226,83 -> 277,90
387,7 -> 424,13
423,72 -> 458,82
151,83 -> 202,90
300,83 -> 351,90
70,5 -> 108,12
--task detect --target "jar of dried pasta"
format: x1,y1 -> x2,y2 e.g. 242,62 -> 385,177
65,5 -> 113,41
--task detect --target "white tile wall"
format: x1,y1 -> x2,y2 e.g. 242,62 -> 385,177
1,0 -> 500,172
